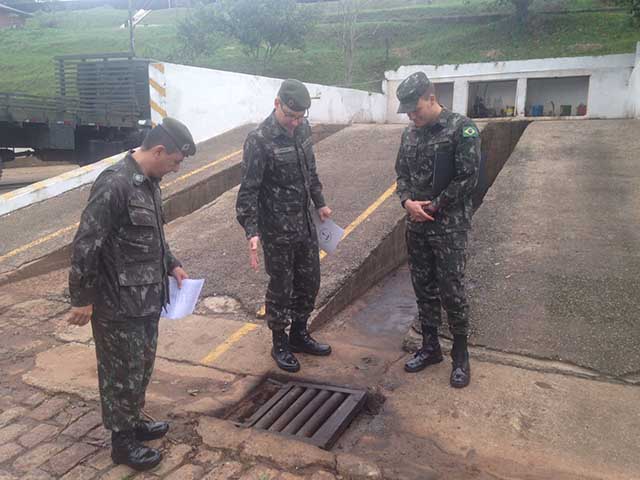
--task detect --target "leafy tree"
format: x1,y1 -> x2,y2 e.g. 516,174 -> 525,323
616,0 -> 640,24
176,4 -> 226,60
496,0 -> 533,26
217,0 -> 313,74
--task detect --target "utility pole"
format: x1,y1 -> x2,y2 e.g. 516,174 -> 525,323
128,0 -> 135,56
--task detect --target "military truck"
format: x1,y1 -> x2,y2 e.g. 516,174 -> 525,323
0,53 -> 151,171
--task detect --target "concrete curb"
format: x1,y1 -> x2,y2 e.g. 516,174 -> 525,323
197,417 -> 384,479
0,152 -> 124,218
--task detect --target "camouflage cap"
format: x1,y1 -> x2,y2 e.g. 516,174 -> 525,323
396,72 -> 432,114
159,117 -> 196,156
278,79 -> 311,112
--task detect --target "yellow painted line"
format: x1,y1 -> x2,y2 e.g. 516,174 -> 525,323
254,181 -> 397,315
0,223 -> 79,263
163,149 -> 242,189
150,62 -> 165,73
150,100 -> 167,118
319,181 -> 397,261
201,323 -> 258,365
148,78 -> 166,97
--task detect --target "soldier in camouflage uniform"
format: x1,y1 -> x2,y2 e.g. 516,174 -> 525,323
236,79 -> 333,373
395,72 -> 480,388
67,118 -> 196,470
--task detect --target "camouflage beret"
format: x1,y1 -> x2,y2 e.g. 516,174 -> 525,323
159,117 -> 196,156
396,72 -> 432,114
278,79 -> 311,112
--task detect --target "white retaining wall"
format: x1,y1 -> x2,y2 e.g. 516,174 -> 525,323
384,46 -> 640,123
157,63 -> 387,144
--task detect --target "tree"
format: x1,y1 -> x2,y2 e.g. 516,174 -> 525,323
218,0 -> 312,74
496,0 -> 533,26
176,5 -> 225,61
338,0 -> 377,86
616,0 -> 640,24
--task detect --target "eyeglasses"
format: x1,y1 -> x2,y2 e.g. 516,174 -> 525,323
280,104 -> 309,120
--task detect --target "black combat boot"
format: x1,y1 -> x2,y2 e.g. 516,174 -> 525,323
289,323 -> 332,356
271,330 -> 300,372
135,420 -> 170,441
450,335 -> 471,388
111,430 -> 162,471
405,328 -> 443,373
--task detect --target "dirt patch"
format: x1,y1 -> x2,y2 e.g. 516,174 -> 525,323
391,47 -> 411,59
483,49 -> 503,60
571,43 -> 604,53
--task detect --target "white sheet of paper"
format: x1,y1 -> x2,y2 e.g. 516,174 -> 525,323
312,210 -> 344,254
161,277 -> 205,320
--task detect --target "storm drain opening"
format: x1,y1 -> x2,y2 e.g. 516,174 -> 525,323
235,380 -> 367,450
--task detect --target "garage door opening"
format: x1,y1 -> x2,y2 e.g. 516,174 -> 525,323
468,80 -> 518,119
525,76 -> 589,117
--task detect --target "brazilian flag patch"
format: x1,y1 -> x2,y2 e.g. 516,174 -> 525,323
463,126 -> 478,138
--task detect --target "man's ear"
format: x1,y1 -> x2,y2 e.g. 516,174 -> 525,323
428,94 -> 437,106
274,97 -> 280,109
150,145 -> 166,158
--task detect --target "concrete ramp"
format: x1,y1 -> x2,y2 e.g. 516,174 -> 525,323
164,124 -> 406,324
467,119 -> 640,377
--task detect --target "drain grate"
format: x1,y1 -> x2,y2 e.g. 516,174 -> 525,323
240,381 -> 367,450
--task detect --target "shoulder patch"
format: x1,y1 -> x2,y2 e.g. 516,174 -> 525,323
462,126 -> 479,138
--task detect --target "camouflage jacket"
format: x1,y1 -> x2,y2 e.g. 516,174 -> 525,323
236,111 -> 326,243
395,109 -> 481,234
69,153 -> 180,319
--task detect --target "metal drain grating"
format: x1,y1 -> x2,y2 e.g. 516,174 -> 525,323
240,381 -> 367,450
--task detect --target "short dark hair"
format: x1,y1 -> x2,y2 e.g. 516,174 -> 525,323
420,82 -> 436,100
141,125 -> 179,154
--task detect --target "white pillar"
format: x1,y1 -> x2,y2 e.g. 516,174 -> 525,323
452,79 -> 469,116
516,77 -> 527,117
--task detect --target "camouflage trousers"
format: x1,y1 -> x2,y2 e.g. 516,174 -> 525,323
262,236 -> 320,331
91,310 -> 159,432
406,229 -> 470,336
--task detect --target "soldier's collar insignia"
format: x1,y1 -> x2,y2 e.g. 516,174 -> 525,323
463,126 -> 479,138
133,173 -> 146,186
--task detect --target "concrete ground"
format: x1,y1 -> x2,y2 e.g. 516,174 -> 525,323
465,119 -> 640,378
1,119 -> 638,479
2,263 -> 639,479
0,165 -> 78,193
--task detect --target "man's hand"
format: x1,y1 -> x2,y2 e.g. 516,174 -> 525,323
318,206 -> 332,222
405,199 -> 435,222
67,305 -> 93,326
171,266 -> 189,289
249,236 -> 260,271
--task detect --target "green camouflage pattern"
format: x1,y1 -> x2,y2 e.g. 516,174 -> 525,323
92,311 -> 158,432
236,111 -> 326,243
236,111 -> 325,331
263,237 -> 320,331
69,153 -> 180,319
396,71 -> 432,114
406,230 -> 470,336
395,108 -> 481,235
396,108 -> 480,338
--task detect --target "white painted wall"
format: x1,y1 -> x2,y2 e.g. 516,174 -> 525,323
434,82 -> 453,110
385,51 -> 637,122
161,63 -> 386,144
628,43 -> 640,118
